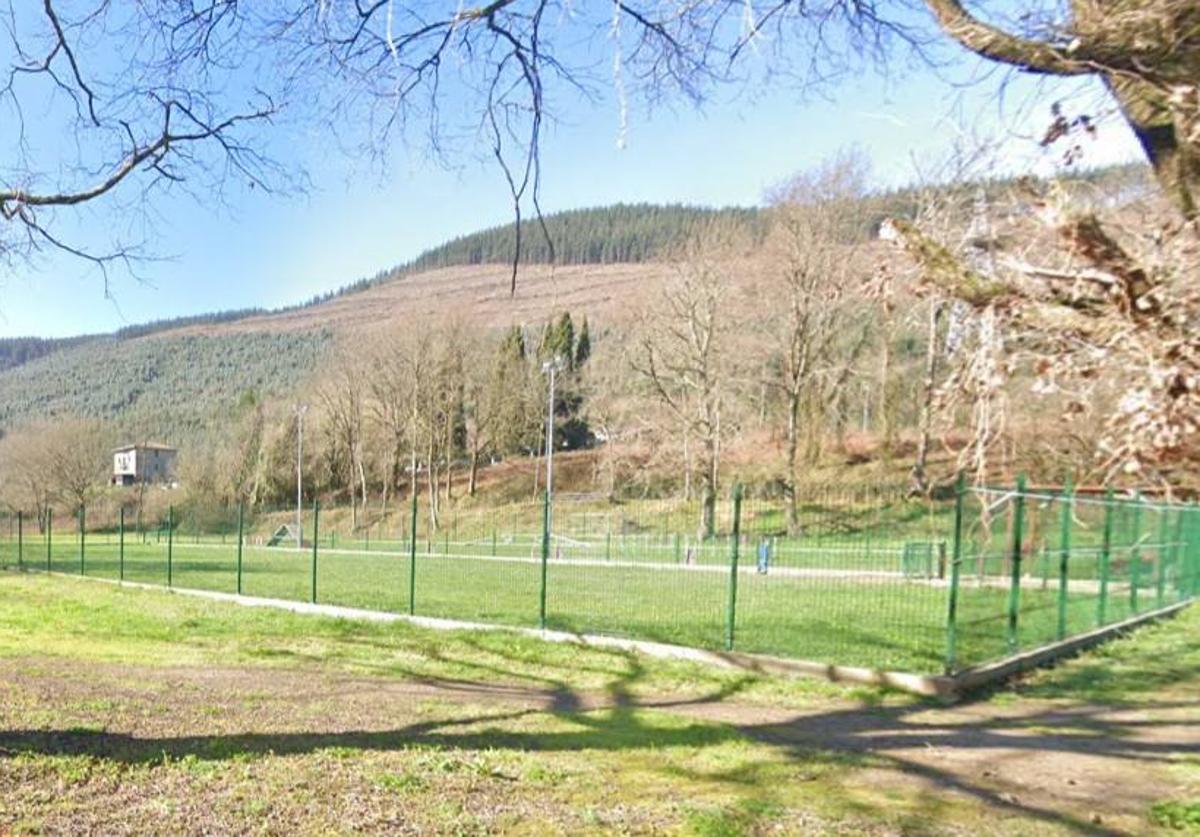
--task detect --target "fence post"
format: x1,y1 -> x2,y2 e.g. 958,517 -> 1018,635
167,505 -> 174,587
1097,488 -> 1114,626
1006,474 -> 1027,653
1155,505 -> 1170,609
236,502 -> 244,595
605,531 -> 612,562
408,490 -> 418,615
1056,478 -> 1074,641
539,490 -> 550,629
1168,506 -> 1185,602
118,506 -> 125,582
1129,492 -> 1144,613
78,504 -> 86,576
46,508 -> 52,572
725,484 -> 744,652
1187,507 -> 1196,599
1191,502 -> 1200,598
944,472 -> 966,674
17,510 -> 23,571
311,499 -> 319,604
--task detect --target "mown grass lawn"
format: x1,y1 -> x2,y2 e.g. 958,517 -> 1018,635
6,531 -> 1188,677
1,571 -> 1199,834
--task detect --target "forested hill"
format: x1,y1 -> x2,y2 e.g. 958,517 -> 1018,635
321,203 -> 763,301
2,203 -> 762,361
0,335 -> 95,372
410,203 -> 762,269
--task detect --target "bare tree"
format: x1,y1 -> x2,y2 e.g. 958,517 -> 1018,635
632,224 -> 746,537
318,349 -> 369,527
268,0 -> 1197,249
921,0 -> 1199,221
758,153 -> 873,530
883,175 -> 1200,485
0,2 -> 281,282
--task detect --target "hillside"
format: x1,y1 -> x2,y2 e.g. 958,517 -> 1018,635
0,167 -> 1147,445
0,202 -> 732,442
0,331 -> 331,441
161,262 -> 679,338
0,261 -> 685,442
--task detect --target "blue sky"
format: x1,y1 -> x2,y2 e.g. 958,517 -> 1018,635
0,37 -> 1141,339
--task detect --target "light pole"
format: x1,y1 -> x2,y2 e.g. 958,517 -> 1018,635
541,356 -> 566,529
295,404 -> 308,548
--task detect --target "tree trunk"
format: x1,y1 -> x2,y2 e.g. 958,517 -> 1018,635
785,385 -> 800,534
911,301 -> 945,494
1104,76 -> 1199,222
426,436 -> 439,531
444,419 -> 454,503
879,332 -> 893,459
468,447 -> 479,496
682,423 -> 692,502
357,451 -> 368,519
699,432 -> 719,540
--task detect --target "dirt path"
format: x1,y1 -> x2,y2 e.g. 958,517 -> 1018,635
2,657 -> 1195,834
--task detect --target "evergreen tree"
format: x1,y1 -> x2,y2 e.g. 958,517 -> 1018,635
574,316 -> 591,368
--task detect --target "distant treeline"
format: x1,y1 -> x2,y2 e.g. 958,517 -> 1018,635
317,203 -> 766,300
0,335 -> 96,372
405,203 -> 765,269
113,308 -> 268,340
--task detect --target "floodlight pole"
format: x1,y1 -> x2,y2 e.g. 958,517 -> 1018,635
295,404 -> 308,548
542,356 -> 565,535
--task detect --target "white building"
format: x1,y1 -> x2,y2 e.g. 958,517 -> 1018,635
112,443 -> 177,486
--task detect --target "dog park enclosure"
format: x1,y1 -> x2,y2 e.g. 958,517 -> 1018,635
2,479 -> 1197,678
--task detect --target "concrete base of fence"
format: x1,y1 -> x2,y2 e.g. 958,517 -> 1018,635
5,567 -> 1190,700
947,599 -> 1192,696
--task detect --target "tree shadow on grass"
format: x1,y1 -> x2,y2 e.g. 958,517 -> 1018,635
2,639 -> 1198,835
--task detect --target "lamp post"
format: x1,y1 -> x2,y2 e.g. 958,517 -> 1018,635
541,356 -> 566,531
295,404 -> 308,548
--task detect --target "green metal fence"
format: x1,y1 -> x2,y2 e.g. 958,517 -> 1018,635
947,480 -> 1200,672
1,477 -> 1196,676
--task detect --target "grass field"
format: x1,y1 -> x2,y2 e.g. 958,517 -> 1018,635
3,485 -> 1195,678
0,573 -> 1198,835
2,520 -> 1192,676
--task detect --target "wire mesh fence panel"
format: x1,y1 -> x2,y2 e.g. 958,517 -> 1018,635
948,484 -> 1200,672
546,496 -> 727,649
310,499 -> 413,614
954,485 -> 1032,668
0,512 -> 16,569
735,492 -> 950,671
31,512 -> 52,575
169,506 -> 239,594
409,500 -> 544,627
8,476 -> 1199,677
238,540 -> 310,602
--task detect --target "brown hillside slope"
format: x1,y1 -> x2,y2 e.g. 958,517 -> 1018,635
158,263 -> 680,339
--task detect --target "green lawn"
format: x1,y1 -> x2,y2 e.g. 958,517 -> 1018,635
1,525 -> 1194,675
0,574 -> 1197,835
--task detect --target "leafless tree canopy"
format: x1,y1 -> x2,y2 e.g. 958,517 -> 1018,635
3,1 -> 1194,298
0,1 -> 280,281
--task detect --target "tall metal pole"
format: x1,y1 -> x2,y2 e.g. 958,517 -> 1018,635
295,404 -> 308,549
541,357 -> 563,539
544,361 -> 557,500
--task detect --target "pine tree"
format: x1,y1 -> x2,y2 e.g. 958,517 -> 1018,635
575,316 -> 591,368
